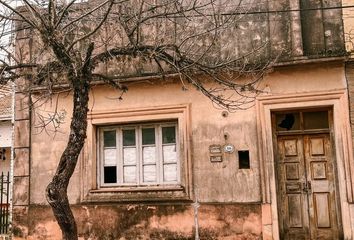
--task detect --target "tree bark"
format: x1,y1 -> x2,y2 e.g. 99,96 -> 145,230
41,31 -> 94,238
45,77 -> 90,240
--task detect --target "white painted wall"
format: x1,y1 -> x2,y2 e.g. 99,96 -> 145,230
0,121 -> 12,147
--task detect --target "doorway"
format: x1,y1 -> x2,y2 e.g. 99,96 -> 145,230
273,109 -> 342,239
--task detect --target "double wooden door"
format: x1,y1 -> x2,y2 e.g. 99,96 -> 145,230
277,134 -> 341,239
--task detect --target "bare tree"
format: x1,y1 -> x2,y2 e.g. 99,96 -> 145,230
0,0 -> 271,239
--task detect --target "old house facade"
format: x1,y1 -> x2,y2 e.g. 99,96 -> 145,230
8,0 -> 354,239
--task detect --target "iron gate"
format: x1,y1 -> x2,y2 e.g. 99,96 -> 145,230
0,172 -> 10,235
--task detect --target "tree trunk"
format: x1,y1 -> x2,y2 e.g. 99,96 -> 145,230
45,78 -> 90,240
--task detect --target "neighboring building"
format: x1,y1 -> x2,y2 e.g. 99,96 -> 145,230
10,1 -> 354,240
0,86 -> 12,237
0,89 -> 12,175
0,86 -> 12,177
343,0 -> 354,54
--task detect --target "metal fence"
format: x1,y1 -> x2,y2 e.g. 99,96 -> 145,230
0,172 -> 10,235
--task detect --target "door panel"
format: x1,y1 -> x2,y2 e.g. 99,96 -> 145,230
304,134 -> 339,240
277,136 -> 309,239
277,134 -> 340,239
314,193 -> 331,228
288,194 -> 304,227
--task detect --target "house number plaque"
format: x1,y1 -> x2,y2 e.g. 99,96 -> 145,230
209,144 -> 223,162
209,145 -> 222,154
210,155 -> 223,162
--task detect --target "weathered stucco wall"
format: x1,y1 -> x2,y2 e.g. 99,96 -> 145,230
14,204 -> 261,240
0,121 -> 12,148
27,62 -> 346,205
11,62 -> 347,239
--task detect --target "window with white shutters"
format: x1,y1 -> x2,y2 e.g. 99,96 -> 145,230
99,122 -> 179,187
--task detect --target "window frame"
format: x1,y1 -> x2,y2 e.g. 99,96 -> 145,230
82,104 -> 192,202
98,121 -> 180,188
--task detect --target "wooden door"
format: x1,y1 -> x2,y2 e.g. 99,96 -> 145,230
277,134 -> 340,240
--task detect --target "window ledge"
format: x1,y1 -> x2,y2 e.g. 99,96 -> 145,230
82,185 -> 191,203
91,185 -> 185,193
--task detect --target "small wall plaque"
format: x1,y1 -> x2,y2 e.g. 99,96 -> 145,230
224,144 -> 235,153
210,155 -> 223,162
209,144 -> 222,154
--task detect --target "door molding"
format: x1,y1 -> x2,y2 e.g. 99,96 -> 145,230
256,90 -> 354,239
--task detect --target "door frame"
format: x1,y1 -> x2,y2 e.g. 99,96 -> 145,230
256,90 -> 354,240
